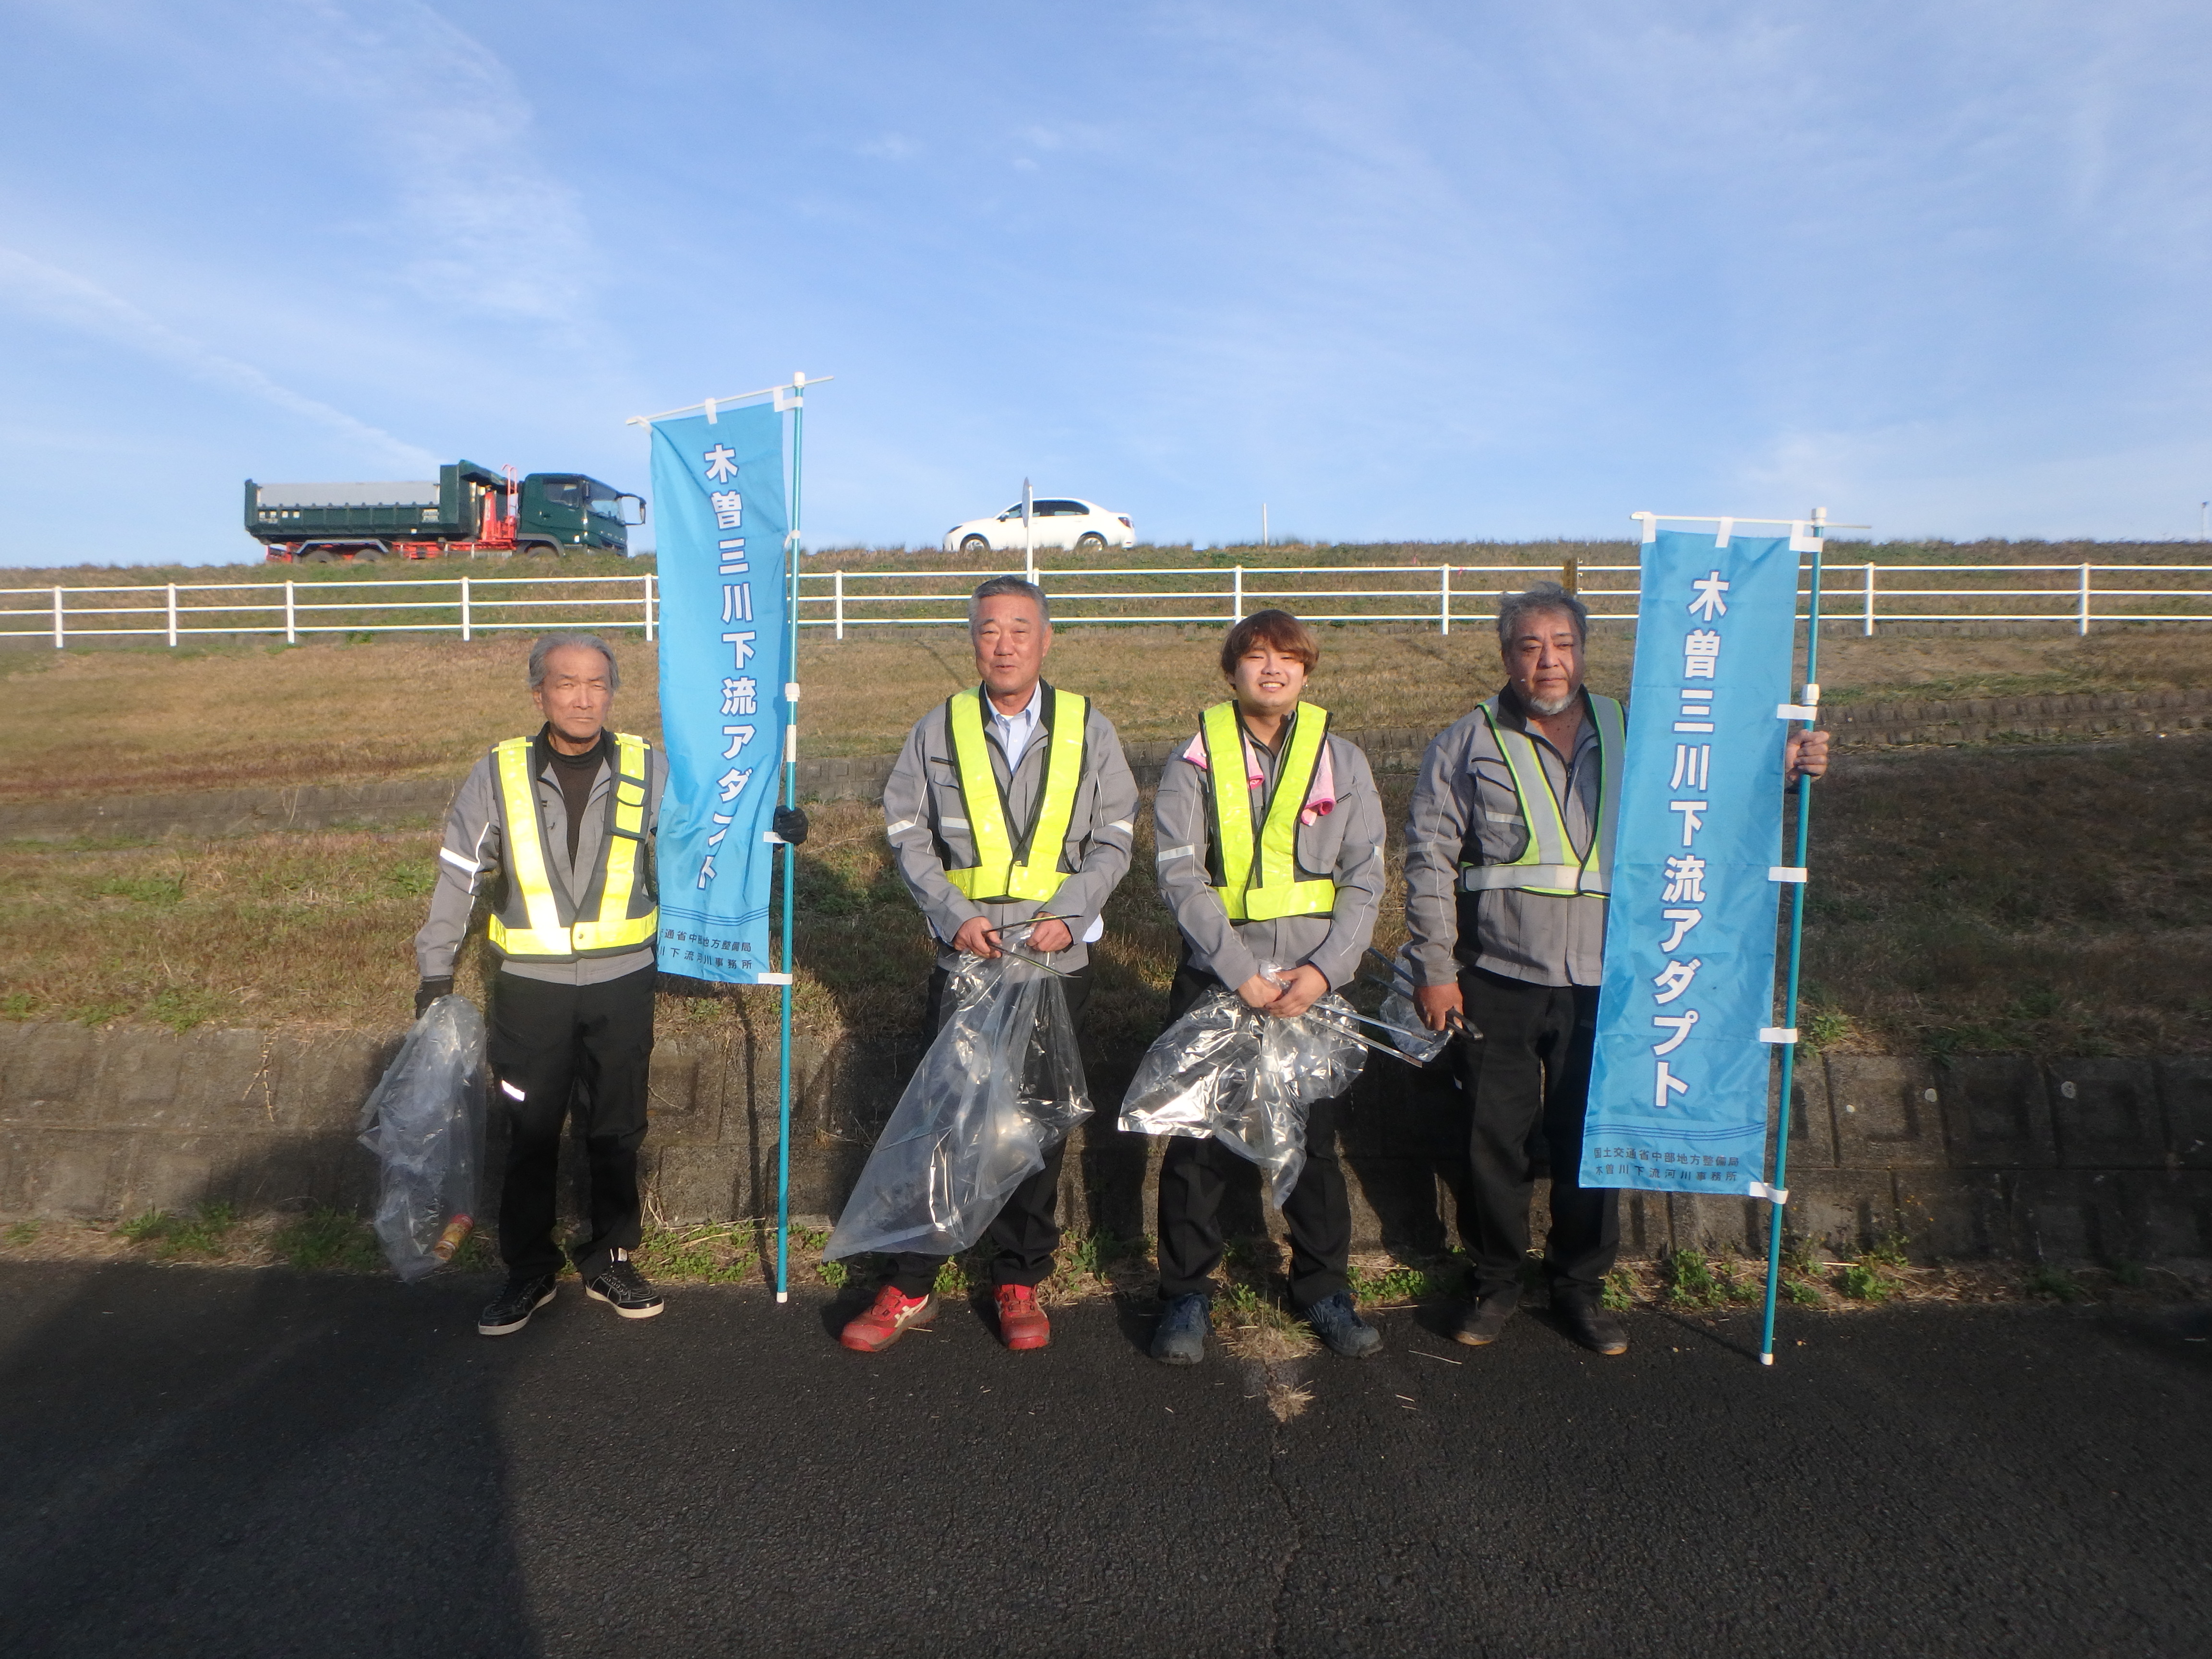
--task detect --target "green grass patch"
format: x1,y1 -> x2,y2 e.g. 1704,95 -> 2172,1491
2023,1264 -> 2084,1302
272,1207 -> 384,1272
3,1219 -> 40,1246
119,1201 -> 240,1258
1349,1258 -> 1464,1306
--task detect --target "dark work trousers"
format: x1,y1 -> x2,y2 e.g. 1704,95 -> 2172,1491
485,965 -> 655,1285
887,962 -> 1092,1298
1455,965 -> 1618,1305
1152,955 -> 1354,1311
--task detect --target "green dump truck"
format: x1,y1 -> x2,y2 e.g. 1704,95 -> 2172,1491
245,461 -> 646,561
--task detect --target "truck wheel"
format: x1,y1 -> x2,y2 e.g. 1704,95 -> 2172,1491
303,546 -> 337,564
960,535 -> 991,555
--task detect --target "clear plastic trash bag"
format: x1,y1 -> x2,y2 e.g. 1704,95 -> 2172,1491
357,995 -> 488,1283
824,955 -> 1091,1261
1118,981 -> 1367,1207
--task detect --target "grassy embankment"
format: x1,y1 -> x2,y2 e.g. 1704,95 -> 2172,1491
2,538 -> 2207,1052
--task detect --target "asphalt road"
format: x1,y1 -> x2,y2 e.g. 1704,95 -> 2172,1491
1,1263 -> 2206,1659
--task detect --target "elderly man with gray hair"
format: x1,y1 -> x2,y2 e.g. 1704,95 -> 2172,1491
1402,583 -> 1827,1357
840,576 -> 1139,1356
416,632 -> 695,1336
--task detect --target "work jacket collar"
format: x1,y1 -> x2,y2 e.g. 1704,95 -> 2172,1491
1494,683 -> 1597,759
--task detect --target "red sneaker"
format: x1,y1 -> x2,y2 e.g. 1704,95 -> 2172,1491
995,1284 -> 1051,1351
839,1286 -> 936,1353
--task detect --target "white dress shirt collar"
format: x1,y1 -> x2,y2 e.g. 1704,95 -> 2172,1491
984,680 -> 1044,766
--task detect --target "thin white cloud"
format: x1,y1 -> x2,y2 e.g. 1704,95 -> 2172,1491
0,244 -> 436,471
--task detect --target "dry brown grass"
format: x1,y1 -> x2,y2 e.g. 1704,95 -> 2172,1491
7,621 -> 2207,805
2,703 -> 2204,1057
1799,734 -> 2212,1056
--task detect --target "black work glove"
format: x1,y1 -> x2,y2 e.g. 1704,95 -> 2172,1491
772,805 -> 810,846
415,977 -> 454,1018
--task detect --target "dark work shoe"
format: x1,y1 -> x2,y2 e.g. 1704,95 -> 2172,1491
585,1255 -> 665,1321
478,1274 -> 558,1337
1452,1288 -> 1520,1348
1306,1290 -> 1382,1358
1151,1293 -> 1210,1365
1557,1300 -> 1628,1356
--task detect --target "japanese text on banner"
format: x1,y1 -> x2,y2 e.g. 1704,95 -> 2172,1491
1581,527 -> 1803,1194
648,406 -> 789,985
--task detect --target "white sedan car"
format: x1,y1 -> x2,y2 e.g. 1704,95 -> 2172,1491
942,497 -> 1135,554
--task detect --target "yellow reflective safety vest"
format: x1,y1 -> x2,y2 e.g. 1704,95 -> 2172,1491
1202,700 -> 1337,922
941,685 -> 1089,904
487,732 -> 659,960
1458,693 -> 1624,899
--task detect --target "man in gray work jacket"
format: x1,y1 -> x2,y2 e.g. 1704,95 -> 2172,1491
1144,608 -> 1388,1365
1402,582 -> 1827,1356
840,575 -> 1138,1356
415,632 -> 685,1337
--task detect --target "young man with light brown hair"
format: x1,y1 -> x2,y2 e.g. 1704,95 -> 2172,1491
1142,609 -> 1388,1365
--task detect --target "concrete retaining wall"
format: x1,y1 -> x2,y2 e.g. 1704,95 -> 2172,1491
3,1016 -> 2206,1267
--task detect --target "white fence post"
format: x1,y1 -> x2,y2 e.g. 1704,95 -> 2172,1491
284,579 -> 297,645
1439,564 -> 1451,636
834,568 -> 845,640
1863,563 -> 1876,637
51,587 -> 63,649
643,574 -> 656,642
1232,565 -> 1244,621
2078,563 -> 2091,636
166,583 -> 178,648
460,577 -> 472,643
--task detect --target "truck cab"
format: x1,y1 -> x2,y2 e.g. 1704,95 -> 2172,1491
518,476 -> 644,556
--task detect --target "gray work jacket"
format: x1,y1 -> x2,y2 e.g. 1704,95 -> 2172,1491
1402,686 -> 1607,989
415,731 -> 670,986
881,687 -> 1138,974
1153,717 -> 1385,993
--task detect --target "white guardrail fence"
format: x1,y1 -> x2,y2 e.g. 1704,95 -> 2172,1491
3,561 -> 2210,646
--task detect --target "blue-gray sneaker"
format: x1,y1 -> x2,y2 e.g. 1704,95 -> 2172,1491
1151,1293 -> 1210,1365
1306,1290 -> 1382,1358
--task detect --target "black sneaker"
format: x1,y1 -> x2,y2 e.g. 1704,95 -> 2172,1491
478,1274 -> 558,1337
585,1255 -> 665,1320
1306,1289 -> 1382,1358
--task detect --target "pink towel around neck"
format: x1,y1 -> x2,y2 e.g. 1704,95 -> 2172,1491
1180,728 -> 1337,823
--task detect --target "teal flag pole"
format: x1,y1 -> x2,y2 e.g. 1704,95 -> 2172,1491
774,374 -> 808,1304
1758,509 -> 1829,1365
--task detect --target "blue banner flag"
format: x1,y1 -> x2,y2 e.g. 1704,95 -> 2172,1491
648,405 -> 790,985
1581,525 -> 1811,1194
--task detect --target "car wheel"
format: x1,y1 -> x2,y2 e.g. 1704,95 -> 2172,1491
959,535 -> 991,556
1075,532 -> 1106,553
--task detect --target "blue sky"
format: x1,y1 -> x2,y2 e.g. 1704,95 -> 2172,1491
3,0 -> 2208,565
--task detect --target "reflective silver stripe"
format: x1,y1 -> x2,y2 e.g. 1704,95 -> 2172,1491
1459,863 -> 1600,893
438,846 -> 477,876
940,816 -> 970,830
885,818 -> 919,837
1158,842 -> 1198,862
1482,809 -> 1522,824
1107,818 -> 1134,835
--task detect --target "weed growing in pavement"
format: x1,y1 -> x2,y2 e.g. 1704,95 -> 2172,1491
1838,1260 -> 1897,1303
817,1259 -> 849,1290
1602,1269 -> 1635,1312
119,1202 -> 240,1258
1348,1259 -> 1463,1307
2024,1264 -> 2083,1302
1661,1249 -> 1725,1309
1213,1286 -> 1320,1364
272,1208 -> 383,1272
933,1257 -> 972,1298
637,1224 -> 758,1286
